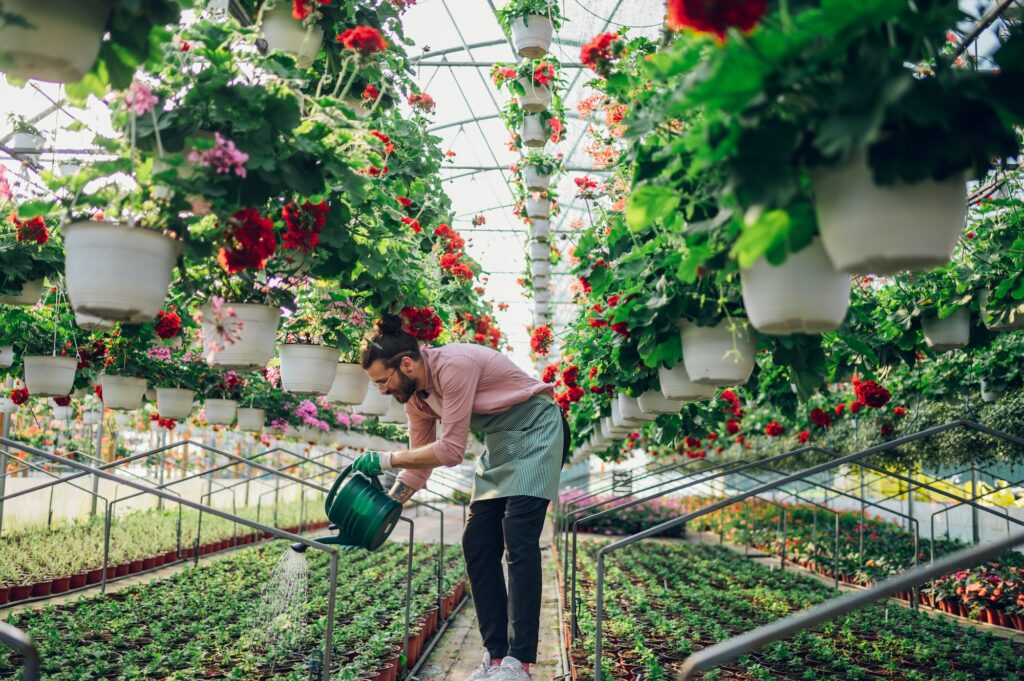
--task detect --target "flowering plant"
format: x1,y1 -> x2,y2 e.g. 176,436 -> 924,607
518,150 -> 562,177
280,286 -> 370,358
0,202 -> 63,297
491,57 -> 564,93
499,100 -> 566,150
494,0 -> 565,34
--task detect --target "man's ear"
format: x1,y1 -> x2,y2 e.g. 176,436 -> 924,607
400,356 -> 414,374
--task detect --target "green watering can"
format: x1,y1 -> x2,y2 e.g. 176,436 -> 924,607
290,465 -> 402,553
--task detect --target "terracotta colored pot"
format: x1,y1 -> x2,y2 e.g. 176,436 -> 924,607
70,573 -> 88,589
129,559 -> 144,573
183,547 -> 195,559
0,587 -> 9,605
31,580 -> 53,597
51,576 -> 71,594
115,563 -> 130,577
996,610 -> 1011,628
106,565 -> 118,579
153,555 -> 165,567
1012,614 -> 1024,630
142,558 -> 156,571
198,545 -> 209,556
86,568 -> 103,585
164,550 -> 178,563
10,585 -> 31,601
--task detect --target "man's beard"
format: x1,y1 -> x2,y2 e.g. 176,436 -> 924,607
388,371 -> 418,403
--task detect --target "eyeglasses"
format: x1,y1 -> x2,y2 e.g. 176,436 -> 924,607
374,367 -> 397,388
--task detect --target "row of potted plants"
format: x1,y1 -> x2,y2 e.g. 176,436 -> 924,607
1,540 -> 467,679
562,538 -> 1024,680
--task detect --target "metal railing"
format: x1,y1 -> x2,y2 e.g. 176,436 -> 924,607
0,622 -> 39,681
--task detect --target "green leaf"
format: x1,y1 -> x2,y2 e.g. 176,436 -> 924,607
731,209 -> 790,269
626,185 -> 677,232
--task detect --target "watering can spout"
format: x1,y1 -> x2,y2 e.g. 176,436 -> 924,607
289,542 -> 308,554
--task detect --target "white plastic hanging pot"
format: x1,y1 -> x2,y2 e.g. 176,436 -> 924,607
202,302 -> 281,370
740,238 -> 851,335
145,388 -> 157,402
23,355 -> 77,397
279,343 -> 340,394
326,362 -> 370,405
511,14 -> 553,58
64,221 -> 181,324
534,301 -> 550,316
156,387 -> 195,421
534,289 -> 552,303
260,2 -> 324,68
637,389 -> 683,415
611,398 -> 642,430
658,363 -> 716,401
10,132 -> 44,159
522,166 -> 551,191
531,260 -> 551,278
0,0 -> 111,83
618,394 -> 658,423
518,77 -> 552,113
205,399 -> 237,425
681,319 -> 757,387
356,382 -> 390,416
590,432 -> 611,450
813,151 -> 967,275
75,311 -> 116,331
380,398 -> 407,424
0,279 -> 44,306
530,219 -> 551,240
980,380 -> 1003,403
82,409 -> 101,425
600,417 -> 630,440
529,241 -> 551,261
978,288 -> 1024,331
52,404 -> 72,420
0,346 -> 13,369
921,308 -> 970,352
0,398 -> 17,415
533,274 -> 551,289
521,114 -> 547,148
100,375 -> 147,411
525,197 -> 550,218
236,407 -> 266,432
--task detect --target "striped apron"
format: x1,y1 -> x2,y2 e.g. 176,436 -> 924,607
468,394 -> 565,502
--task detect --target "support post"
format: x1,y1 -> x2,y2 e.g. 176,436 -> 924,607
91,422 -> 103,517
970,464 -> 980,544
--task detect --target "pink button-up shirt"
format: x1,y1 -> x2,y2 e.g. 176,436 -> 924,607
397,344 -> 553,490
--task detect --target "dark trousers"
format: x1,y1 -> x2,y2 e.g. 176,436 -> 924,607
462,495 -> 549,663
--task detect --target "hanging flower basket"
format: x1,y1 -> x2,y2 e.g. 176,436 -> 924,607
205,399 -> 237,426
617,394 -> 658,423
921,308 -> 970,352
533,273 -> 551,290
526,198 -> 550,219
260,2 -> 324,68
326,362 -> 370,405
600,417 -> 631,440
0,398 -> 17,415
813,151 -> 967,275
202,303 -> 282,370
531,260 -> 551,278
978,289 -> 1024,331
23,355 -> 77,397
521,114 -> 547,148
0,346 -> 13,369
740,238 -> 851,335
511,14 -> 553,58
522,166 -> 551,191
518,77 -> 552,112
52,404 -> 72,420
658,362 -> 716,401
534,301 -> 549,316
279,343 -> 340,394
529,241 -> 550,261
589,432 -> 611,450
534,289 -> 551,303
610,398 -> 642,429
636,389 -> 684,415
681,319 -> 756,387
100,375 -> 147,411
0,0 -> 111,83
236,407 -> 266,432
356,383 -> 390,416
530,219 -> 551,240
82,409 -> 101,425
156,387 -> 195,421
74,311 -> 116,331
0,279 -> 44,306
64,221 -> 181,324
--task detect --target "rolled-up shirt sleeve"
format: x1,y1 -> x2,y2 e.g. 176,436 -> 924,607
396,400 -> 438,490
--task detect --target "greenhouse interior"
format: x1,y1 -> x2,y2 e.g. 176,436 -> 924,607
3,0 -> 1024,679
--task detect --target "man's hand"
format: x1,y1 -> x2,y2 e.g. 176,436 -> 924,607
352,450 -> 389,478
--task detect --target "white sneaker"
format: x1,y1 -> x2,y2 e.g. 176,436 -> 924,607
464,652 -> 502,681
498,656 -> 531,681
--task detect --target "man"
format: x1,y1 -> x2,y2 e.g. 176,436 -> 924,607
352,314 -> 569,681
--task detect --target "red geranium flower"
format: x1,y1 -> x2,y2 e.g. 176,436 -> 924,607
362,84 -> 380,102
726,419 -> 741,435
548,117 -> 564,143
9,387 -> 28,405
155,309 -> 182,339
292,0 -> 331,20
401,216 -> 422,234
399,306 -> 443,342
533,62 -> 556,86
835,403 -> 846,416
53,395 -> 72,407
797,430 -> 810,444
9,214 -> 48,244
849,399 -> 864,414
893,405 -> 907,418
580,32 -> 618,74
396,196 -> 413,209
369,130 -> 396,155
666,0 -> 767,41
685,436 -> 702,449
336,26 -> 389,56
855,380 -> 891,409
94,385 -> 103,401
561,365 -> 579,387
541,363 -> 559,384
706,432 -> 717,441
721,389 -> 739,406
611,321 -> 629,337
282,200 -> 328,253
809,408 -> 831,429
530,325 -> 554,355
764,421 -> 785,437
578,277 -> 591,293
217,208 -> 277,274
408,92 -> 436,112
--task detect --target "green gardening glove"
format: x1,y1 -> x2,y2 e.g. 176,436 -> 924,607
352,450 -> 384,478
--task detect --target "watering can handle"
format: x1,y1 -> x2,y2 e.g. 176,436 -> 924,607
326,464 -> 352,510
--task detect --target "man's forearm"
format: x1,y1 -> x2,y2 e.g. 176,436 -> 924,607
388,481 -> 417,503
389,442 -> 443,470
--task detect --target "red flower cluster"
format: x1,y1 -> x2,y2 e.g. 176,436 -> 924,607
452,312 -> 502,350
541,363 -> 559,383
433,223 -> 465,253
666,0 -> 767,41
399,306 -> 443,342
282,200 -> 328,253
726,419 -> 741,435
10,387 -> 28,405
94,385 -> 103,400
575,176 -> 599,193
401,216 -> 422,234
365,164 -> 388,177
155,308 -> 182,339
849,399 -> 863,415
217,208 -> 277,274
561,365 -> 579,387
396,196 -> 413,209
292,0 -> 331,20
579,277 -> 591,294
764,421 -> 785,437
408,92 -> 436,112
53,395 -> 71,407
554,384 -> 585,412
611,321 -> 629,337
491,66 -> 517,85
835,403 -> 846,416
548,117 -> 564,143
336,26 -> 389,56
530,325 -> 554,355
362,84 -> 380,102
810,407 -> 831,429
720,389 -> 743,418
893,405 -> 907,418
533,62 -> 556,86
440,253 -> 473,279
158,416 -> 177,430
855,380 -> 891,409
797,430 -> 810,444
880,421 -> 895,437
9,213 -> 48,244
369,129 -> 395,155
580,32 -> 619,75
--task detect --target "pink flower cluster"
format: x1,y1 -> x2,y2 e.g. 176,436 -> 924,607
123,81 -> 159,115
147,345 -> 173,361
295,399 -> 329,431
188,133 -> 249,178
